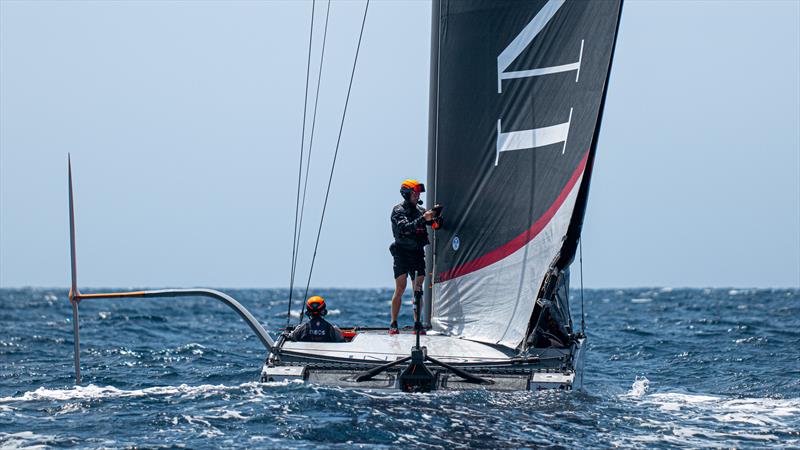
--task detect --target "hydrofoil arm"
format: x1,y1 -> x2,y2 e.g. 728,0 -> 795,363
66,155 -> 274,385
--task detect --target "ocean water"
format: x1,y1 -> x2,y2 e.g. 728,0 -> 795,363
0,287 -> 798,448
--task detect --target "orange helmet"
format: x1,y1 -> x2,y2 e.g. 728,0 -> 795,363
400,179 -> 425,200
305,296 -> 327,317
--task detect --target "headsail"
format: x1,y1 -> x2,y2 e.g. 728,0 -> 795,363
426,0 -> 622,348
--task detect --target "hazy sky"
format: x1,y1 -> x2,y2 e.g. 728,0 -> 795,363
1,0 -> 798,289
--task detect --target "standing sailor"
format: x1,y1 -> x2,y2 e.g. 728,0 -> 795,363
388,179 -> 441,335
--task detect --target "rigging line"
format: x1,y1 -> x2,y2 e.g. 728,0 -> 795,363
287,0 -> 316,326
300,0 -> 370,321
580,238 -> 585,334
294,0 -> 332,307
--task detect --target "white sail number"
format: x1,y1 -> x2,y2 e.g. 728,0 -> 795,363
496,0 -> 583,165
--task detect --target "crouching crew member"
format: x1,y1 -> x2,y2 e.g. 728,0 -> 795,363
288,296 -> 345,342
388,179 -> 441,335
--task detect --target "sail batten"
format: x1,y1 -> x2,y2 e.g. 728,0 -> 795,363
427,0 -> 622,348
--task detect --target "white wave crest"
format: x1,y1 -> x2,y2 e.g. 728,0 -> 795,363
625,376 -> 650,397
0,431 -> 56,450
0,381 -> 281,404
642,393 -> 800,428
619,382 -> 800,447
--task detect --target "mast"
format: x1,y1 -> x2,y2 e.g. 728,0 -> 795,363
423,0 -> 441,328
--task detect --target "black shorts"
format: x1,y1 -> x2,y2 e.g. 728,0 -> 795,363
390,244 -> 426,279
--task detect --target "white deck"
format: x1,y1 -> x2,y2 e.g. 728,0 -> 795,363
280,332 -> 514,363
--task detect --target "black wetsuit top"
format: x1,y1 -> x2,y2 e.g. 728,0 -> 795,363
287,317 -> 345,343
390,200 -> 430,279
390,201 -> 429,253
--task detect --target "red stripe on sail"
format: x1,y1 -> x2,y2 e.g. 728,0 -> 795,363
436,150 -> 590,283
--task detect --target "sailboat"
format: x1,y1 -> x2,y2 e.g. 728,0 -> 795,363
263,0 -> 622,391
65,0 -> 622,392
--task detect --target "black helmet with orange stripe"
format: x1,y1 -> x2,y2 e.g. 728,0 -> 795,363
400,179 -> 425,201
305,296 -> 328,317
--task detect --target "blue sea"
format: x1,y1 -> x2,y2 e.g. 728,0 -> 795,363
1,287 -> 798,448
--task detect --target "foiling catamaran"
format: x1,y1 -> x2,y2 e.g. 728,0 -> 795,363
66,0 -> 622,392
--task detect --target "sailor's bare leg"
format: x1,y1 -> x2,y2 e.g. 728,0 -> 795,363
391,274 -> 407,323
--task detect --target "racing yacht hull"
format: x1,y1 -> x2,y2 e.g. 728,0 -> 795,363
261,331 -> 585,391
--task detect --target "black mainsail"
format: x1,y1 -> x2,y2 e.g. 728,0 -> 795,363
426,0 -> 622,348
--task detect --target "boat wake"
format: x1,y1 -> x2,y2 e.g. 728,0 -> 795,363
618,377 -> 800,447
0,381 -> 302,405
1,377 -> 798,449
625,375 -> 651,397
